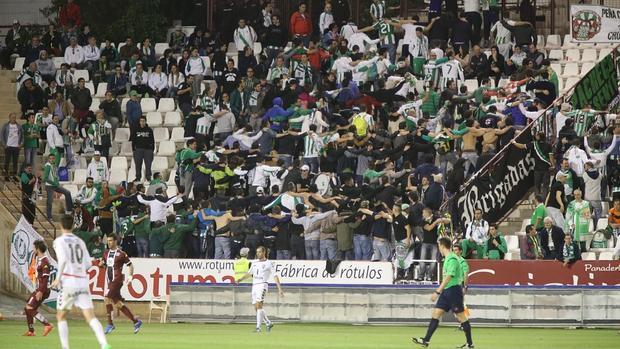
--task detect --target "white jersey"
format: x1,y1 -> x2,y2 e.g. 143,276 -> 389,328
249,259 -> 275,285
53,233 -> 92,289
347,33 -> 378,54
440,60 -> 465,88
491,20 -> 515,45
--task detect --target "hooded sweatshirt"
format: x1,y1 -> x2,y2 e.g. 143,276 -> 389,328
261,97 -> 294,132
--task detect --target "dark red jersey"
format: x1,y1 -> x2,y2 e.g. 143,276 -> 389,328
103,248 -> 131,282
35,256 -> 51,293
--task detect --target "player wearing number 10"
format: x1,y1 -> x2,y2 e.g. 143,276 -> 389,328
52,214 -> 111,349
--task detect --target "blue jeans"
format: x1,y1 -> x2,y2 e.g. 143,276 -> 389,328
136,237 -> 149,258
338,249 -> 354,260
320,239 -> 338,260
419,243 -> 438,280
353,235 -> 373,261
383,43 -> 396,64
23,147 -> 36,167
302,157 -> 319,174
372,239 -> 392,261
214,236 -> 231,259
278,154 -> 293,168
276,250 -> 291,260
305,239 -> 320,260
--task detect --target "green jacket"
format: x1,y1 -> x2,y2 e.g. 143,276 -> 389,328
43,162 -> 59,187
149,225 -> 168,256
161,221 -> 197,252
179,148 -> 202,172
483,234 -> 508,260
133,212 -> 151,240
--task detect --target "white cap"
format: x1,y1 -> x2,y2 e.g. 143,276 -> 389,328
300,165 -> 310,171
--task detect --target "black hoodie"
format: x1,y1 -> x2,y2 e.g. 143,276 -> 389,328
131,125 -> 154,150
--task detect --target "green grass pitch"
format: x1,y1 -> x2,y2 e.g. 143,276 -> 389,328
0,320 -> 617,349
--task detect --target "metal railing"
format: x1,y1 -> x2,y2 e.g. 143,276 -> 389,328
0,177 -> 56,240
439,46 -> 620,229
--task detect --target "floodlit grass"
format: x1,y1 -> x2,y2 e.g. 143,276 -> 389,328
0,320 -> 618,349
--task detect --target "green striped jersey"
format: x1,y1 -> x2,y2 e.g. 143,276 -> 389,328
293,63 -> 312,87
370,1 -> 386,20
196,115 -> 210,135
373,20 -> 396,45
303,133 -> 323,158
566,110 -> 595,137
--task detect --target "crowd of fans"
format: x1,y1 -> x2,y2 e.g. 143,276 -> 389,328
1,0 -> 619,274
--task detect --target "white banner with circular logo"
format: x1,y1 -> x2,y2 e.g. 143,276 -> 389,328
571,4 -> 620,43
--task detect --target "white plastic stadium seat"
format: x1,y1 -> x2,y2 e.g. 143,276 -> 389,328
72,169 -> 88,185
13,57 -> 25,71
89,98 -> 100,112
548,49 -> 563,61
545,34 -> 561,49
146,111 -> 163,126
65,184 -> 79,198
550,63 -> 562,76
152,156 -> 169,172
157,98 -> 175,112
119,141 -> 134,156
95,82 -> 108,97
109,169 -> 127,185
148,295 -> 170,324
73,69 -> 90,82
153,127 -> 170,142
166,185 -> 178,197
564,77 -> 579,91
464,79 -> 478,92
170,127 -> 185,142
581,49 -> 598,62
565,49 -> 580,62
53,57 -> 65,69
581,252 -> 596,260
110,156 -> 128,171
84,82 -> 95,95
114,128 -> 130,143
157,140 -> 176,156
562,34 -> 578,48
166,170 -> 176,185
596,218 -> 608,231
599,47 -> 613,58
120,98 -> 129,113
164,111 -> 182,127
598,251 -> 614,260
154,43 -> 169,57
117,42 -> 127,51
253,42 -> 262,55
505,235 -> 519,251
141,98 -> 157,113
201,56 -> 210,74
580,62 -> 595,76
561,63 -> 579,78
536,35 -> 545,48
227,42 -> 237,55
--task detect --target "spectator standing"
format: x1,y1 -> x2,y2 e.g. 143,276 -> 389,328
482,225 -> 507,259
319,3 -> 335,35
482,0 -> 500,43
185,49 -> 206,104
22,113 -> 39,168
169,26 -> 187,54
43,154 -> 73,219
530,194 -> 546,230
70,78 -> 92,124
3,20 -> 29,68
131,116 -> 155,182
233,19 -> 258,57
126,91 -> 142,132
463,0 -> 482,46
264,16 -> 288,67
87,111 -> 112,159
564,188 -> 591,252
46,115 -> 64,167
177,75 -> 194,117
133,209 -> 151,258
35,51 -> 56,83
59,0 -> 81,27
546,172 -> 567,228
98,91 -> 122,133
290,2 -> 312,47
178,139 -> 203,195
1,113 -> 23,179
419,208 -> 445,281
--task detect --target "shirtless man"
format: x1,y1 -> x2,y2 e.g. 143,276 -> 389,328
447,119 -> 491,175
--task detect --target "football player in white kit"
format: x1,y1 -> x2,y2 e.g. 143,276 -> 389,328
237,246 -> 284,333
51,214 -> 110,349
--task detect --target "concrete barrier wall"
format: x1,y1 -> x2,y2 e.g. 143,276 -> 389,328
170,284 -> 620,326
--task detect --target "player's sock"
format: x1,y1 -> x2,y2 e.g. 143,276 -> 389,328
25,308 -> 34,332
34,312 -> 50,326
88,318 -> 109,348
461,320 -> 473,345
256,310 -> 262,328
423,318 -> 439,343
120,305 -> 138,323
261,309 -> 270,325
105,304 -> 114,325
58,320 -> 70,349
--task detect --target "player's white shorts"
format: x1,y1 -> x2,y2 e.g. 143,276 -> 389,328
251,283 -> 268,305
57,287 -> 94,311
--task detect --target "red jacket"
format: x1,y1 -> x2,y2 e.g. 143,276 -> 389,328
59,3 -> 81,27
289,11 -> 312,37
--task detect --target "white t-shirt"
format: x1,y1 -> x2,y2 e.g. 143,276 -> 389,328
402,24 -> 423,46
340,23 -> 358,40
54,233 -> 92,289
463,0 -> 481,12
348,33 -> 377,53
7,123 -> 19,147
332,56 -> 355,84
249,259 -> 275,284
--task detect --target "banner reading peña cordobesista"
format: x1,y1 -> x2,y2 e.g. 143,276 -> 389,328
570,4 -> 620,43
455,132 -> 534,228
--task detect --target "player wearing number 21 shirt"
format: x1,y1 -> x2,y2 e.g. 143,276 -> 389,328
102,234 -> 142,335
52,214 -> 110,349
